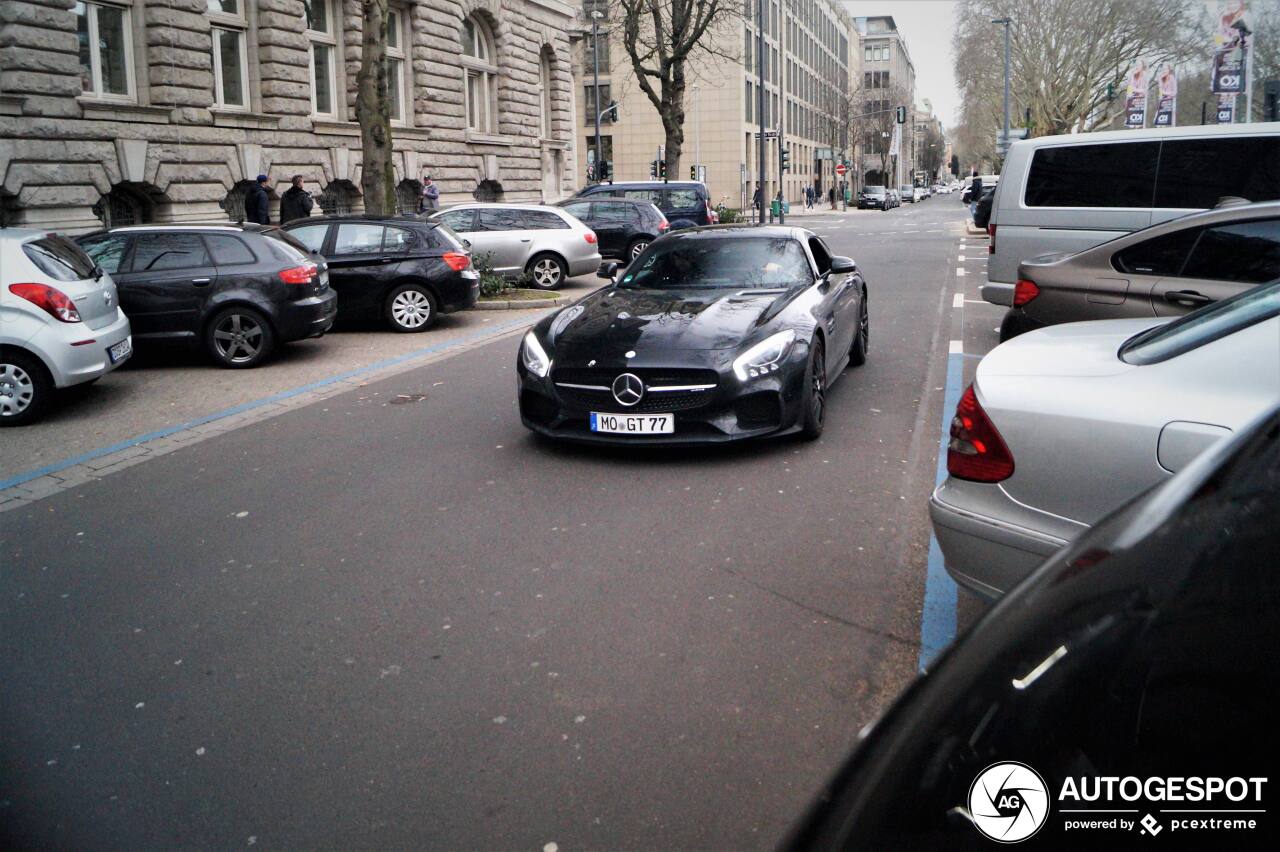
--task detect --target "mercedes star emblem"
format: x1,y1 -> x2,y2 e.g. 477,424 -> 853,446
611,372 -> 645,407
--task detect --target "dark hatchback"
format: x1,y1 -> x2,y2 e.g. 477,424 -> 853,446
283,216 -> 478,332
857,185 -> 891,210
571,181 -> 713,229
77,224 -> 336,368
785,405 -> 1280,849
517,226 -> 870,445
556,197 -> 669,263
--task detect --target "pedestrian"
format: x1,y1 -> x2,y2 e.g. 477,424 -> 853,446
279,175 -> 313,224
828,186 -> 835,208
969,173 -> 984,221
751,183 -> 762,221
804,185 -> 814,209
244,174 -> 271,225
419,174 -> 440,213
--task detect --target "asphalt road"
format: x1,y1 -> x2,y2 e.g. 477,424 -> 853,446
1,199 -> 986,850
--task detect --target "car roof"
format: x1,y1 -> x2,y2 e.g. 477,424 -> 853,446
663,224 -> 812,240
439,203 -> 566,212
1009,120 -> 1280,151
589,181 -> 706,190
1110,199 -> 1280,237
100,223 -> 268,234
557,196 -> 654,206
286,214 -> 433,225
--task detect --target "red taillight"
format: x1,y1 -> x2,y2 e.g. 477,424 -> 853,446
1013,279 -> 1040,307
947,384 -> 1014,482
584,231 -> 597,244
988,223 -> 996,254
9,282 -> 81,323
658,218 -> 670,232
442,251 -> 470,271
278,262 -> 317,285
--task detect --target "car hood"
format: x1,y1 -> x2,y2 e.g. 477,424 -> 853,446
547,286 -> 795,354
978,317 -> 1168,379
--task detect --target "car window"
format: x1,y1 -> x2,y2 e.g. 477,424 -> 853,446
383,226 -> 415,252
438,209 -> 476,232
1025,141 -> 1159,207
1180,219 -> 1280,284
78,235 -> 130,274
260,230 -> 310,263
1120,279 -> 1280,365
519,210 -> 570,230
622,189 -> 662,205
478,209 -> 525,232
425,223 -> 464,250
561,201 -> 593,220
203,234 -> 256,266
665,189 -> 699,210
808,237 -> 832,275
131,233 -> 210,271
620,238 -> 814,290
1154,137 -> 1280,208
333,223 -> 386,255
1111,226 -> 1203,276
595,203 -> 634,224
26,235 -> 99,281
288,223 -> 329,253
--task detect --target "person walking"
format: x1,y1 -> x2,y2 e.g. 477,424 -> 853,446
969,172 -> 984,221
804,185 -> 814,210
419,174 -> 440,213
279,175 -> 314,224
244,174 -> 271,225
751,183 -> 762,223
827,186 -> 835,208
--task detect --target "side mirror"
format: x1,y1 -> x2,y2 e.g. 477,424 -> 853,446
829,256 -> 857,275
597,261 -> 620,280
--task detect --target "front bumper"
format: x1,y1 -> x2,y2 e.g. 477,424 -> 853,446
276,289 -> 338,342
929,485 -> 1068,599
517,345 -> 811,445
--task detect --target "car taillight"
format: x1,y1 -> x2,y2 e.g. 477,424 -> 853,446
658,218 -> 670,232
947,384 -> 1014,482
988,223 -> 996,254
584,231 -> 597,244
442,251 -> 470,271
9,282 -> 81,323
1013,279 -> 1040,307
279,262 -> 317,285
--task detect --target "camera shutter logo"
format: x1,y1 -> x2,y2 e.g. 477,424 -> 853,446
968,762 -> 1050,843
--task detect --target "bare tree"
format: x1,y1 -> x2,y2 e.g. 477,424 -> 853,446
919,123 -> 946,181
615,0 -> 741,175
355,0 -> 394,215
850,84 -> 910,187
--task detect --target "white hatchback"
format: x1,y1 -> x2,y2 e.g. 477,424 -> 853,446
0,229 -> 132,425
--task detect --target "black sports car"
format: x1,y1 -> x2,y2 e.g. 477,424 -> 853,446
516,226 -> 870,444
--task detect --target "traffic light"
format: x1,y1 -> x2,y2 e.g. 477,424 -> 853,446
780,146 -> 791,172
895,105 -> 907,124
597,160 -> 609,181
690,165 -> 697,180
605,100 -> 618,123
649,160 -> 658,178
657,159 -> 667,179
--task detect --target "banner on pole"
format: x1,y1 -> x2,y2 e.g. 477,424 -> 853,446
1154,65 -> 1178,127
1211,1 -> 1250,95
1217,92 -> 1236,123
1124,60 -> 1149,129
889,123 -> 901,158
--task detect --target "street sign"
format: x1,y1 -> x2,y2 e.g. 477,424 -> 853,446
835,163 -> 848,177
753,131 -> 779,139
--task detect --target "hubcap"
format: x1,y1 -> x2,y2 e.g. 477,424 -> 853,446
631,242 -> 648,259
392,289 -> 432,328
533,259 -> 562,287
213,314 -> 263,363
0,363 -> 35,416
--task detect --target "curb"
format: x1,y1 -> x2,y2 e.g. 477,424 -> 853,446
475,294 -> 570,310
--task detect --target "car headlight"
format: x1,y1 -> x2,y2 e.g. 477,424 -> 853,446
733,329 -> 796,380
522,331 -> 551,378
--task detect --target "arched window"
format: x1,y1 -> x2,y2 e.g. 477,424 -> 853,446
318,180 -> 359,215
539,49 -> 553,138
92,185 -> 152,228
461,16 -> 498,134
395,178 -> 421,214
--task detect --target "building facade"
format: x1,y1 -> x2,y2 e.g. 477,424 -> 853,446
0,0 -> 578,232
849,13 -> 915,189
574,0 -> 853,213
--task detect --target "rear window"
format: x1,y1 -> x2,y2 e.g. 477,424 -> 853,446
24,235 -> 97,281
425,223 -> 464,250
1154,137 -> 1280,208
1025,142 -> 1159,207
1120,279 -> 1280,365
260,229 -> 310,262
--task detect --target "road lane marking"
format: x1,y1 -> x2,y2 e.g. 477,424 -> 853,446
952,293 -> 965,308
920,340 -> 964,670
955,267 -> 966,276
957,254 -> 966,261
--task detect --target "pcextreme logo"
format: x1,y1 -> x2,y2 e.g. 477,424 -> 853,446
969,762 -> 1051,843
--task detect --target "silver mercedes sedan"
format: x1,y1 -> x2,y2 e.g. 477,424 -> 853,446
932,279 -> 1280,598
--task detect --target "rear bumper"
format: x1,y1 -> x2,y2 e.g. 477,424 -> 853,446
441,277 -> 481,313
929,487 -> 1068,599
275,289 -> 337,342
567,253 -> 603,278
980,280 -> 1015,307
34,311 -> 133,388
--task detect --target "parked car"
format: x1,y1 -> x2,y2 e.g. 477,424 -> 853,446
428,204 -> 601,290
572,181 -> 713,229
517,225 -> 869,445
554,197 -> 668,263
1000,201 -> 1280,341
1,230 -> 132,425
899,185 -> 916,203
972,185 -> 996,230
857,185 -> 891,210
961,175 -> 999,204
984,122 -> 1280,307
77,224 -> 335,369
886,188 -> 901,208
912,186 -> 927,203
930,279 -> 1280,598
283,215 -> 478,332
785,403 -> 1280,849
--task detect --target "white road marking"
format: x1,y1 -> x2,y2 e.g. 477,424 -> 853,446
949,339 -> 964,354
965,299 -> 997,305
952,293 -> 965,308
956,267 -> 966,277
957,254 -> 966,261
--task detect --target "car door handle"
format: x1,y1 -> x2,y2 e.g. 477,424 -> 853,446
520,238 -> 531,243
191,277 -> 212,286
1164,289 -> 1212,306
378,256 -> 395,264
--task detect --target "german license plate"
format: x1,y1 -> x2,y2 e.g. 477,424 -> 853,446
108,336 -> 132,364
590,412 -> 674,434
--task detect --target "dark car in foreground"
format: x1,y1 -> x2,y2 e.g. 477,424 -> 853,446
283,215 -> 478,331
77,224 -> 335,368
785,404 -> 1280,849
572,180 -> 713,229
857,186 -> 892,210
556,196 -> 669,262
517,226 -> 869,444
999,201 -> 1280,341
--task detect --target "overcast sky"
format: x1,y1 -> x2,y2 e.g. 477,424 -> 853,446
843,1 -> 961,128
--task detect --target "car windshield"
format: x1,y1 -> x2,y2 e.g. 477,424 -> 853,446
864,186 -> 886,195
1119,279 -> 1280,365
618,237 -> 813,290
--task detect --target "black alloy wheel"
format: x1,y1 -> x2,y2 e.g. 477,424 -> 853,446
801,339 -> 826,440
849,290 -> 869,367
207,306 -> 275,368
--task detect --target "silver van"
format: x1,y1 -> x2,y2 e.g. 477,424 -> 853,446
983,122 -> 1280,306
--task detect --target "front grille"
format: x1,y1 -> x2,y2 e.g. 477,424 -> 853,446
552,367 -> 719,413
553,367 -> 719,387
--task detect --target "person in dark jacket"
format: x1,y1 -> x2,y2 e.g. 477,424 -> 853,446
244,174 -> 271,225
279,175 -> 313,224
968,173 -> 984,220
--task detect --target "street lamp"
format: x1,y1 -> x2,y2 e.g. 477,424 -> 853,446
693,84 -> 701,180
591,10 -> 604,182
992,17 -> 1011,157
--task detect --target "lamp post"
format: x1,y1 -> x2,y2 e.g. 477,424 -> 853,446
694,84 -> 701,179
757,0 -> 766,225
992,17 -> 1011,156
591,10 -> 604,182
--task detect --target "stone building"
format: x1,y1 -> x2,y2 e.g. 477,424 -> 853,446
848,12 -> 916,189
0,0 -> 578,232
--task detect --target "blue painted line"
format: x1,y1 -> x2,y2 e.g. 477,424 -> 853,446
918,349 -> 965,671
0,316 -> 533,492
